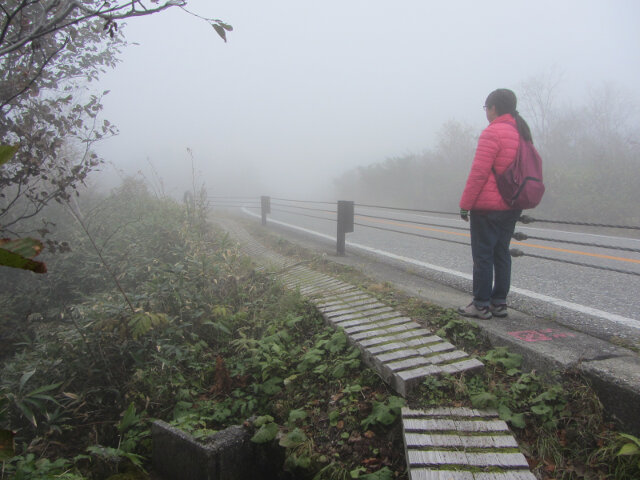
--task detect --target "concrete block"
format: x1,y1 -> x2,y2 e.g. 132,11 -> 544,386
152,420 -> 284,480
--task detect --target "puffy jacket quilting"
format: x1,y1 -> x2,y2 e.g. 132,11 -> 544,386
460,114 -> 520,211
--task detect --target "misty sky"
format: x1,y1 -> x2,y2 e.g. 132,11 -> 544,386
94,0 -> 640,199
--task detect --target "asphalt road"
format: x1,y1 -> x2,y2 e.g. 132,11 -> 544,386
240,204 -> 640,346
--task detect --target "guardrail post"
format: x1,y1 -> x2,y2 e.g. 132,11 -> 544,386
336,200 -> 354,256
261,196 -> 270,225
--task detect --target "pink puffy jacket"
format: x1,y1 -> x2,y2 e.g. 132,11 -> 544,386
460,114 -> 519,211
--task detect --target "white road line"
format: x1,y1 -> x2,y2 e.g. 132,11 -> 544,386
241,209 -> 640,330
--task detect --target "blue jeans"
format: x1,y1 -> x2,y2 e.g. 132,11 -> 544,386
469,210 -> 521,307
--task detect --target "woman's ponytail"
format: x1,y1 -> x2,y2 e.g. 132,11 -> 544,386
513,112 -> 532,142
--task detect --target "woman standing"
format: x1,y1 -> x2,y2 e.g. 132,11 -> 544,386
458,88 -> 532,319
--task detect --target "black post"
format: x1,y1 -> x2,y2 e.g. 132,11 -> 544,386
336,200 -> 354,256
261,196 -> 270,226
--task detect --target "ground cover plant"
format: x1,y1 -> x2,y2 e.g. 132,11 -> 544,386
0,181 -> 409,479
244,219 -> 640,480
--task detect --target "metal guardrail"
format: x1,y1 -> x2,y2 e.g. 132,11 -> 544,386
210,195 -> 640,276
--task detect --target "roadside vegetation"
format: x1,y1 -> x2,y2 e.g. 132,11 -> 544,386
0,180 -> 407,479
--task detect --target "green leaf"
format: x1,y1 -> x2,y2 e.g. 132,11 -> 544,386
251,422 -> 278,443
0,144 -> 18,167
19,370 -> 37,391
254,415 -> 274,427
470,391 -> 498,409
331,363 -> 346,378
313,364 -> 328,374
618,443 -> 640,456
0,240 -> 47,273
16,401 -> 37,427
129,311 -> 169,339
279,428 -> 307,448
287,409 -> 307,425
483,347 -> 523,370
498,404 -> 526,429
619,433 -> 640,447
328,410 -> 340,427
387,396 -> 406,413
261,377 -> 282,395
118,403 -> 139,433
284,452 -> 311,470
1,238 -> 44,258
212,23 -> 228,42
302,348 -> 323,363
361,400 -> 400,429
27,382 -> 62,397
327,331 -> 348,353
343,384 -> 362,394
350,466 -> 367,478
360,466 -> 394,480
87,444 -> 144,469
284,374 -> 298,387
0,429 -> 15,461
531,404 -> 552,416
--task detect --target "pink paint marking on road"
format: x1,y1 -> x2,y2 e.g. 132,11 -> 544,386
508,329 -> 577,342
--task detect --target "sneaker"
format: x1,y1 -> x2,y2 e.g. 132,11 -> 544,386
490,304 -> 508,317
458,302 -> 492,319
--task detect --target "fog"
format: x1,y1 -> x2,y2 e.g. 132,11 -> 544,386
94,0 -> 640,200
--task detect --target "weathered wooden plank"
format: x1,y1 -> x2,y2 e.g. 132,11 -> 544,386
300,280 -> 350,294
440,358 -> 484,375
402,407 -> 498,418
280,269 -> 321,280
344,318 -> 417,335
375,346 -> 431,364
332,311 -> 401,325
302,281 -> 355,294
350,322 -> 423,341
328,306 -> 394,322
407,450 -> 528,468
337,314 -> 405,329
474,472 -> 537,480
318,298 -> 382,313
358,329 -> 435,348
367,336 -> 444,355
415,341 -> 456,356
408,469 -> 474,480
403,407 -> 452,417
314,293 -> 372,307
466,452 -> 529,468
408,449 -> 461,466
385,350 -> 469,372
299,277 -> 344,290
403,433 -> 518,449
402,419 -> 510,433
321,302 -> 389,317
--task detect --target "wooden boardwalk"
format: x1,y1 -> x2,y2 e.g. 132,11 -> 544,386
402,408 -> 535,480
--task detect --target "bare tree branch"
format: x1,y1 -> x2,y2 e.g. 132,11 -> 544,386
0,0 -> 186,57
